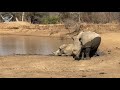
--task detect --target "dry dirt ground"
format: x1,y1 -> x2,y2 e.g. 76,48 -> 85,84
0,22 -> 120,78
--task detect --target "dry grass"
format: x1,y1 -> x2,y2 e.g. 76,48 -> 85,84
0,22 -> 119,37
79,23 -> 120,34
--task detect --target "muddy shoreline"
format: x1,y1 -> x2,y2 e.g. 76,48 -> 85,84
0,32 -> 119,78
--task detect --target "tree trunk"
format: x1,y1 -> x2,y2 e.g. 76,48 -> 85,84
22,12 -> 25,21
78,12 -> 81,23
16,17 -> 19,22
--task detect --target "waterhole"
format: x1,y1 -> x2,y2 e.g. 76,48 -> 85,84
0,35 -> 72,56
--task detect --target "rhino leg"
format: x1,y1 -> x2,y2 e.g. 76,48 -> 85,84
85,47 -> 91,60
90,48 -> 99,57
95,49 -> 102,56
90,37 -> 101,57
74,51 -> 81,60
74,55 -> 81,60
74,48 -> 85,60
73,46 -> 84,60
81,48 -> 85,60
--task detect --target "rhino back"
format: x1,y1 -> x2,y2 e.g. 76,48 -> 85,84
81,31 -> 100,46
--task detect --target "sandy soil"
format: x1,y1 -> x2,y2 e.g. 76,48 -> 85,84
0,22 -> 120,78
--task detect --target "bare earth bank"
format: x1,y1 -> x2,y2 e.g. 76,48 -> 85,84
0,32 -> 120,78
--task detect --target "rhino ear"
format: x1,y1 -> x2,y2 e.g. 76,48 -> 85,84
72,37 -> 74,40
59,48 -> 61,50
79,38 -> 81,41
72,36 -> 76,40
79,40 -> 83,45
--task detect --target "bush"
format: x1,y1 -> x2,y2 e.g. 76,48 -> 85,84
42,16 -> 60,24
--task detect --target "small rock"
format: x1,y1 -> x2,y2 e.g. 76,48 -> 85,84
99,72 -> 107,74
116,47 -> 120,49
108,50 -> 111,52
82,75 -> 86,77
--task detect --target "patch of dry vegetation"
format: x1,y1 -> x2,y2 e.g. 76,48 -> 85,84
0,22 -> 119,37
79,23 -> 120,34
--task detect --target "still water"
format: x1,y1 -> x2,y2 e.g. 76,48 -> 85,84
0,35 -> 72,56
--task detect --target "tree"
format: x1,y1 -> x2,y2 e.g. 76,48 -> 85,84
22,12 -> 25,21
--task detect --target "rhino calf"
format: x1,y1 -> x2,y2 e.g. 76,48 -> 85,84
53,44 -> 74,56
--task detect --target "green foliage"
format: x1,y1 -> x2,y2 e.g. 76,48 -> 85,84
59,12 -> 71,21
0,12 -> 120,24
42,16 -> 60,24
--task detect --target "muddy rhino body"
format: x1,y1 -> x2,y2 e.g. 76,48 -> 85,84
73,31 -> 101,60
53,44 -> 74,56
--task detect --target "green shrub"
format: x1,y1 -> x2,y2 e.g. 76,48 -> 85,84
42,16 -> 60,24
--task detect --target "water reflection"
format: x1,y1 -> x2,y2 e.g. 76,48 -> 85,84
0,35 -> 72,56
0,36 -> 16,55
15,37 -> 26,54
